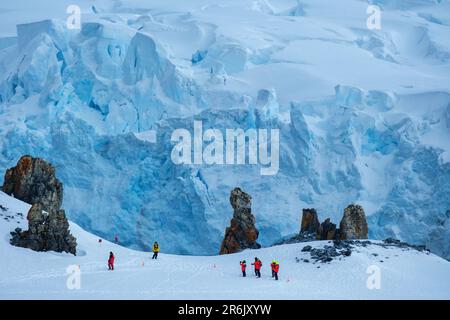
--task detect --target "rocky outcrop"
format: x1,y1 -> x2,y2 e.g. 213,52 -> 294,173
297,239 -> 428,264
319,218 -> 339,240
3,156 -> 77,255
2,155 -> 63,213
339,204 -> 368,240
300,208 -> 320,234
275,204 -> 369,246
219,188 -> 261,254
273,231 -> 315,245
10,203 -> 77,255
299,240 -> 360,264
382,238 -> 427,252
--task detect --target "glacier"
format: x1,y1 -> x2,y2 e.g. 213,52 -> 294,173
0,0 -> 449,258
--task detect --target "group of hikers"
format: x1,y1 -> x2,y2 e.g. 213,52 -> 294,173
107,241 -> 160,271
240,257 -> 280,280
106,241 -> 280,281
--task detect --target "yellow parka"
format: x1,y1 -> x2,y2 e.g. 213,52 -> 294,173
152,243 -> 159,253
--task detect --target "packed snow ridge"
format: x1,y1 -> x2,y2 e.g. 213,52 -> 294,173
0,0 -> 449,258
0,191 -> 449,299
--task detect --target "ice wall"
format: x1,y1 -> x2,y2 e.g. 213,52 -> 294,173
0,0 -> 449,258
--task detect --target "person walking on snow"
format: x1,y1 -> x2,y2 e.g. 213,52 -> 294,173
108,252 -> 115,270
271,261 -> 279,280
240,260 -> 247,277
252,257 -> 262,278
152,241 -> 159,259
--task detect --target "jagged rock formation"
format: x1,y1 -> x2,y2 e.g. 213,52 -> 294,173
2,155 -> 63,213
339,204 -> 368,240
10,203 -> 77,255
319,218 -> 339,240
279,208 -> 321,243
275,204 -> 369,245
300,208 -> 320,234
219,188 -> 261,254
3,156 -> 76,255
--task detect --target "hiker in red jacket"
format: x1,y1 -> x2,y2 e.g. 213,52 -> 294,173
240,260 -> 247,277
271,261 -> 279,280
108,252 -> 115,270
251,257 -> 262,278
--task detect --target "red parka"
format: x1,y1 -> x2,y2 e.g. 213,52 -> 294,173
253,260 -> 262,270
108,254 -> 115,265
271,263 -> 279,273
240,262 -> 246,271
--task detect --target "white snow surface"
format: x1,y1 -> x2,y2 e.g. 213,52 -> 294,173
0,192 -> 449,299
0,0 -> 449,258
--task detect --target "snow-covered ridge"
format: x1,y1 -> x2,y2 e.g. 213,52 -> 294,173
0,0 -> 449,258
0,191 -> 449,299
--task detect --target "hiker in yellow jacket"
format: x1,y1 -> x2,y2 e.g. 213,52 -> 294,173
152,241 -> 159,260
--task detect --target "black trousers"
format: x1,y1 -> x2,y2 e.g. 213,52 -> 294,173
255,269 -> 261,278
242,270 -> 246,277
152,252 -> 158,259
274,272 -> 278,280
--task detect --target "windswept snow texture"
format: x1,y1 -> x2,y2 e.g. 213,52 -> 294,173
0,192 -> 449,299
0,0 -> 449,257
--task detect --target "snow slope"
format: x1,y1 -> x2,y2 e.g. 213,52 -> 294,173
0,0 -> 449,258
1,192 -> 449,299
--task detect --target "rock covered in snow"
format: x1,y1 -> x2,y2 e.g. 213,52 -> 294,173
2,155 -> 63,213
301,245 -> 312,252
339,204 -> 368,240
382,238 -> 427,252
299,238 -> 429,264
10,203 -> 77,255
3,155 -> 77,254
220,188 -> 261,254
273,231 -> 316,245
301,240 -> 360,263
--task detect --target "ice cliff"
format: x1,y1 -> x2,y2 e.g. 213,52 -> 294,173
0,0 -> 449,258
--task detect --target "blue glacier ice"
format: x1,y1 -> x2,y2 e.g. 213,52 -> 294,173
0,0 -> 449,259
